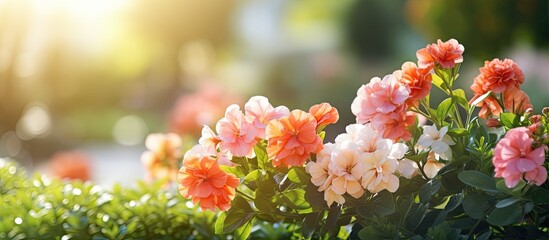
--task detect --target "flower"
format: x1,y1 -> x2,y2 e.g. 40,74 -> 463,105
423,152 -> 445,179
361,148 -> 400,193
141,133 -> 182,182
49,151 -> 91,181
309,103 -> 339,129
416,38 -> 464,69
216,104 -> 258,158
471,58 -> 524,94
493,127 -> 546,188
306,143 -> 334,187
351,74 -> 410,123
244,96 -> 290,139
503,88 -> 532,115
371,106 -> 416,141
198,126 -> 221,154
394,61 -> 432,106
266,110 -> 323,167
178,156 -> 240,211
397,159 -> 419,179
418,126 -> 455,160
329,146 -> 365,199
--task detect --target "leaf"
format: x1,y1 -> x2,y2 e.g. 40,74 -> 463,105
254,179 -> 277,213
499,112 -> 520,129
305,182 -> 327,210
453,88 -> 469,110
458,170 -> 498,193
370,191 -> 395,217
234,217 -> 254,240
419,179 -> 441,204
487,202 -> 523,226
325,204 -> 341,237
244,170 -> 261,183
531,188 -> 549,204
470,91 -> 492,106
447,128 -> 469,138
254,145 -> 268,170
287,167 -> 310,185
462,192 -> 491,219
495,198 -> 521,208
214,212 -> 227,234
277,189 -> 310,210
476,231 -> 491,240
222,196 -> 255,233
437,97 -> 454,121
432,74 -> 447,92
302,211 -> 322,238
496,179 -> 525,197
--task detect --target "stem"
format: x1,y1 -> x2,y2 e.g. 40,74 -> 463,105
417,160 -> 431,181
236,188 -> 255,201
467,216 -> 483,237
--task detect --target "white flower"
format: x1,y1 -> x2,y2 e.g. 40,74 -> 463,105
423,152 -> 445,178
397,159 -> 418,179
418,125 -> 455,160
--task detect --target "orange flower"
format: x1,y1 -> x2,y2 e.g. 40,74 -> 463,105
472,58 -> 524,94
308,103 -> 339,129
474,96 -> 503,119
49,151 -> 91,181
503,88 -> 532,115
178,156 -> 239,211
416,39 -> 464,69
266,110 -> 323,167
394,61 -> 432,106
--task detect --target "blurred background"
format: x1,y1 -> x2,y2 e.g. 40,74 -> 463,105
1,0 -> 548,185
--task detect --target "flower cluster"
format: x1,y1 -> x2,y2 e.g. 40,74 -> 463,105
177,96 -> 338,210
307,124 -> 408,206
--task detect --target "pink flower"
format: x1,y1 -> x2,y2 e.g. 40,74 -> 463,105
493,127 -> 546,188
198,126 -> 221,154
216,105 -> 258,158
329,146 -> 365,199
351,74 -> 410,124
416,39 -> 464,69
141,133 -> 183,182
266,110 -> 323,167
371,106 -> 416,141
244,96 -> 289,139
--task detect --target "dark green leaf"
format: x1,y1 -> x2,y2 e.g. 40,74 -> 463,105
222,196 -> 255,233
234,217 -> 253,240
277,189 -> 310,210
496,179 -> 525,197
487,202 -> 522,226
531,187 -> 549,204
476,231 -> 491,240
301,211 -> 322,238
458,170 -> 497,193
419,179 -> 441,204
254,179 -> 277,213
325,204 -> 341,237
495,198 -> 520,208
462,192 -> 491,219
371,191 -> 395,217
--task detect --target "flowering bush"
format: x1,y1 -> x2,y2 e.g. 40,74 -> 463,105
178,39 -> 549,239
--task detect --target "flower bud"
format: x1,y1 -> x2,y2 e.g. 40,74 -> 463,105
543,107 -> 549,116
486,118 -> 501,128
528,122 -> 544,136
530,114 -> 542,124
542,134 -> 549,145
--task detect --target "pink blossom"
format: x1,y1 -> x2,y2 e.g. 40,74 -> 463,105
493,127 -> 546,188
216,104 -> 258,158
351,74 -> 410,124
371,106 -> 416,141
416,39 -> 464,69
244,96 -> 289,139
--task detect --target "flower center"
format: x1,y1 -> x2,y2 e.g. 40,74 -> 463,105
376,166 -> 383,173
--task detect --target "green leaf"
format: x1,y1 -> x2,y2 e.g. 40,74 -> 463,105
453,88 -> 469,110
476,231 -> 491,240
432,74 -> 447,92
447,128 -> 469,137
287,167 -> 310,185
495,198 -> 521,208
244,170 -> 261,183
419,179 -> 441,204
458,170 -> 497,193
496,179 -> 525,197
254,179 -> 277,213
531,188 -> 549,204
371,191 -> 395,217
437,97 -> 454,121
462,192 -> 491,219
222,196 -> 255,233
254,145 -> 268,170
319,131 -> 326,140
487,202 -> 523,226
325,204 -> 341,237
500,112 -> 520,129
301,211 -> 322,238
234,217 -> 254,240
214,212 -> 227,234
277,189 -> 310,210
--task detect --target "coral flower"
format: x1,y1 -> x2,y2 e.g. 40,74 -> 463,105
351,74 -> 410,124
394,61 -> 433,106
141,133 -> 183,182
49,151 -> 91,181
244,96 -> 290,139
309,103 -> 339,129
266,110 -> 323,167
493,127 -> 546,188
371,106 -> 416,141
178,156 -> 240,211
503,88 -> 532,115
216,105 -> 258,158
416,38 -> 464,69
472,58 -> 524,94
